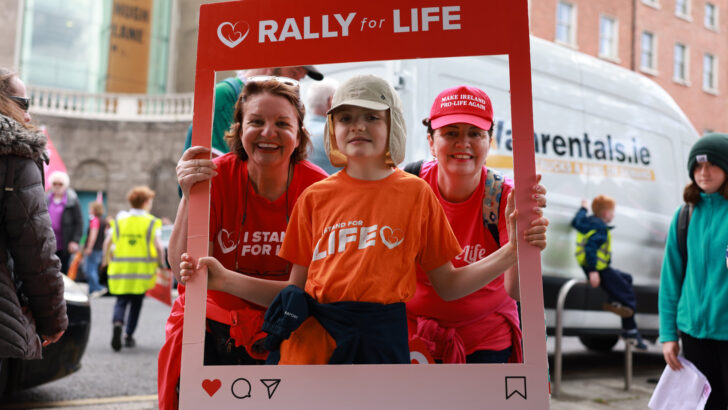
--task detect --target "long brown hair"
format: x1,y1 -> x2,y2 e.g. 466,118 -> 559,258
683,179 -> 728,204
0,68 -> 33,129
224,80 -> 310,163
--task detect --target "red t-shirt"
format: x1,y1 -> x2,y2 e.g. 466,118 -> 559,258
204,154 -> 328,311
406,160 -> 518,357
158,156 -> 327,404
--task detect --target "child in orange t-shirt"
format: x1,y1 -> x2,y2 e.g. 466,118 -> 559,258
179,75 -> 548,364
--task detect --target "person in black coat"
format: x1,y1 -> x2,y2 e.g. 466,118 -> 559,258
0,68 -> 67,368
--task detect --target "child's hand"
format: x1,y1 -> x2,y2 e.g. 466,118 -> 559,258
581,199 -> 589,209
179,253 -> 228,291
588,271 -> 600,288
178,252 -> 197,284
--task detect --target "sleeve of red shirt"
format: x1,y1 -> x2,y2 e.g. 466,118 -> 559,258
89,218 -> 100,230
278,192 -> 314,266
416,185 -> 462,271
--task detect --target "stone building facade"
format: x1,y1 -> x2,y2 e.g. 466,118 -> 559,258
35,114 -> 186,222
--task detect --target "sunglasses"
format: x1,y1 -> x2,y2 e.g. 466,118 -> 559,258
247,75 -> 300,88
10,96 -> 30,112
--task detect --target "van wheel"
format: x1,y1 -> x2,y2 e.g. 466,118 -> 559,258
579,335 -> 619,352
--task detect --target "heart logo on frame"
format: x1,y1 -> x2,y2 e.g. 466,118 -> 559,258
202,379 -> 222,396
380,226 -> 405,249
217,21 -> 249,48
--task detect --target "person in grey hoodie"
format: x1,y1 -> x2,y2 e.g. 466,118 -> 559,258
0,68 -> 67,371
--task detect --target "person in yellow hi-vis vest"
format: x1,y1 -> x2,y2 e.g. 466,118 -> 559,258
103,186 -> 163,351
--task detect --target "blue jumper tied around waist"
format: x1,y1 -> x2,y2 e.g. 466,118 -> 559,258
262,285 -> 410,364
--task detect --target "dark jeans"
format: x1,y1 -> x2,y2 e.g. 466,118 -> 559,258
113,294 -> 145,336
434,346 -> 514,364
83,250 -> 104,292
203,319 -> 263,366
587,267 -> 638,330
466,346 -> 513,364
682,333 -> 728,410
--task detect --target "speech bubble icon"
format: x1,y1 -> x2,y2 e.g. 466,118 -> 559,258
231,378 -> 252,399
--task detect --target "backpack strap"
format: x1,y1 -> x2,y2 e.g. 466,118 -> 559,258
676,203 -> 693,285
404,160 -> 504,246
403,160 -> 424,176
482,168 -> 504,247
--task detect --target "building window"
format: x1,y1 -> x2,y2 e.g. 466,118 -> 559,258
642,0 -> 660,9
599,16 -> 618,59
673,43 -> 688,83
705,3 -> 718,29
675,0 -> 690,18
640,31 -> 657,71
703,53 -> 717,91
556,2 -> 576,46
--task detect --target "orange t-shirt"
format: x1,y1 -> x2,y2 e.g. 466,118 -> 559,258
276,168 -> 462,363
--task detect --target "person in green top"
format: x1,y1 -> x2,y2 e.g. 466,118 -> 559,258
659,133 -> 728,410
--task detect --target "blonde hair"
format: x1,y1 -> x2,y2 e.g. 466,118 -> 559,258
591,195 -> 616,218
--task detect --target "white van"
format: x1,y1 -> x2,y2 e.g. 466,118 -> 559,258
308,36 -> 699,351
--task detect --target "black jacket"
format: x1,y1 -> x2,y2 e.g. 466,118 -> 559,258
0,114 -> 67,359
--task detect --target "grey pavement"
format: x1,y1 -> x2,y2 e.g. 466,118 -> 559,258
549,336 -> 664,409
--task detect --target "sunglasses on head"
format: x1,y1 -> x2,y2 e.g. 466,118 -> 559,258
247,75 -> 300,88
10,96 -> 30,112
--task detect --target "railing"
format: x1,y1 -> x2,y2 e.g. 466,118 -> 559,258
552,278 -> 634,398
27,86 -> 194,122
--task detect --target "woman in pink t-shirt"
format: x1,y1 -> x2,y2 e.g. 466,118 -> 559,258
406,86 -> 547,364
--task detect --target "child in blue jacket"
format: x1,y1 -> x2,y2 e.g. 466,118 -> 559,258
572,195 -> 646,350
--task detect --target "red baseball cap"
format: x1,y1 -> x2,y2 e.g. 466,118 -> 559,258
429,86 -> 494,131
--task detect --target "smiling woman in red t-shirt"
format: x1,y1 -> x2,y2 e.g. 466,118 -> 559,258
157,78 -> 328,410
406,86 -> 547,364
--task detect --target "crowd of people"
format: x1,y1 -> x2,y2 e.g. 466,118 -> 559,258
1,62 -> 726,409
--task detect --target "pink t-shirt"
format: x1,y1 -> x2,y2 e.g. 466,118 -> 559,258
406,160 -> 519,358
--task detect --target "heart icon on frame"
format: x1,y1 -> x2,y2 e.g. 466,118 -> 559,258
202,379 -> 222,397
217,21 -> 249,48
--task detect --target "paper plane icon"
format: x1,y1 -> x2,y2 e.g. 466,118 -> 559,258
260,379 -> 281,399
